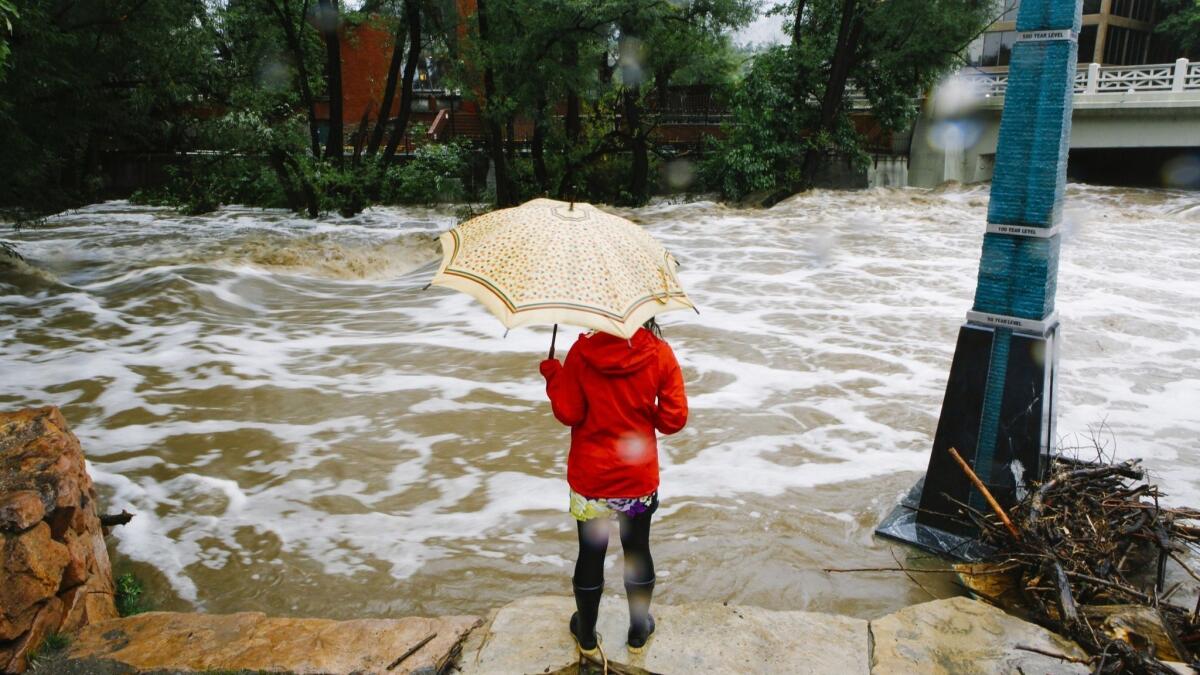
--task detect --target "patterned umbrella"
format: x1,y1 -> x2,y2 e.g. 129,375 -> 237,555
430,198 -> 695,343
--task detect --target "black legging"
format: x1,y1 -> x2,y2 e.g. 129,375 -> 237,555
573,495 -> 658,590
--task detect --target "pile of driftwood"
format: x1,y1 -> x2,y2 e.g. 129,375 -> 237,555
952,449 -> 1200,674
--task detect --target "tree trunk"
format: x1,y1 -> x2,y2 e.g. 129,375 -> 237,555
791,0 -> 809,105
269,148 -> 320,217
266,0 -> 321,157
476,0 -> 516,206
531,95 -> 549,194
558,46 -> 582,200
351,106 -> 371,164
318,0 -> 344,165
366,9 -> 409,158
505,117 -> 516,163
802,0 -> 864,185
791,0 -> 807,49
381,0 -> 422,164
623,87 -> 649,205
268,148 -> 305,211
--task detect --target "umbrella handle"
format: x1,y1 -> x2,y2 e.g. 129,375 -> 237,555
548,324 -> 558,360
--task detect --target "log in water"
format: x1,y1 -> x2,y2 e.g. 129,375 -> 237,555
1,184 -> 1198,620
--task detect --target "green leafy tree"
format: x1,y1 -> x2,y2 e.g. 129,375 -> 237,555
0,0 -> 15,75
1156,0 -> 1200,56
707,0 -> 992,201
0,0 -> 216,212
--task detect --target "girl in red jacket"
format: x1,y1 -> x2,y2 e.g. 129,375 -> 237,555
539,318 -> 688,657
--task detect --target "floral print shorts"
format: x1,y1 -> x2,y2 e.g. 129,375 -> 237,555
569,489 -> 658,522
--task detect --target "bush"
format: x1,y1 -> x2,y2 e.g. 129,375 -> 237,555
115,572 -> 147,616
132,155 -> 289,214
380,142 -> 469,205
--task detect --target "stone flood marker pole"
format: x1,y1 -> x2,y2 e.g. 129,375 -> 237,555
877,0 -> 1081,556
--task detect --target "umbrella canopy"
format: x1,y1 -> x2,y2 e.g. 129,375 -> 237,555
430,198 -> 694,339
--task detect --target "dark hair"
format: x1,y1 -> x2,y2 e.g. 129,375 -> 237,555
642,317 -> 662,339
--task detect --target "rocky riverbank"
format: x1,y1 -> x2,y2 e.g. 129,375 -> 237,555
0,407 -> 118,673
0,406 -> 1187,674
32,594 -> 1104,674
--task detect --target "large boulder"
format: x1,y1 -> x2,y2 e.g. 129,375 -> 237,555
870,596 -> 1091,674
0,407 -> 118,673
60,611 -> 481,674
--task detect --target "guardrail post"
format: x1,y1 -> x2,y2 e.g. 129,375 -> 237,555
1172,57 -> 1188,93
1086,62 -> 1099,93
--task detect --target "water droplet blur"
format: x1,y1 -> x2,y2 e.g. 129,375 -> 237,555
619,37 -> 644,86
927,119 -> 983,153
617,432 -> 651,464
929,74 -> 984,119
258,58 -> 290,93
926,75 -> 986,153
1162,154 -> 1200,189
309,3 -> 340,32
665,160 -> 695,190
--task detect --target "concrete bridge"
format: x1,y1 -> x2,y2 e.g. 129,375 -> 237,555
906,59 -> 1200,188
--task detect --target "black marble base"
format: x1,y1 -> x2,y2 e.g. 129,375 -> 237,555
875,478 -> 993,560
876,320 -> 1059,551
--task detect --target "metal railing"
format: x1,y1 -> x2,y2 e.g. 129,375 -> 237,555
959,58 -> 1199,97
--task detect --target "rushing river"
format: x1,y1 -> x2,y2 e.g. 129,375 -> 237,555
2,185 -> 1199,620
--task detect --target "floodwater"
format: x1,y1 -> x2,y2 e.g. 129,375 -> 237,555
2,185 -> 1199,620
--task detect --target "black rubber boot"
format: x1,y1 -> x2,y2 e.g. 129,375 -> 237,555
625,577 -> 656,652
571,583 -> 603,654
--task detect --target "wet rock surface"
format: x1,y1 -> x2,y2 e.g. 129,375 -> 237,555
58,611 -> 481,674
456,595 -> 1105,674
457,595 -> 871,674
0,407 -> 117,673
870,596 -> 1091,674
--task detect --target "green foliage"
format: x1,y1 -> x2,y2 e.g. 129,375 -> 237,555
115,572 -> 147,617
706,0 -> 991,200
0,0 -> 15,75
1156,0 -> 1200,54
380,142 -> 469,205
25,632 -> 69,670
702,46 -> 812,201
0,0 -> 217,212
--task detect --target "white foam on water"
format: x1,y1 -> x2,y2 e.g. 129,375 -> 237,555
4,188 -> 1199,608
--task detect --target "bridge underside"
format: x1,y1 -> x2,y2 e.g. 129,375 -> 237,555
909,93 -> 1200,188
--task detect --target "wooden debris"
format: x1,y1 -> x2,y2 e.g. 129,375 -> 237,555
947,446 -> 1021,540
955,456 -> 1200,674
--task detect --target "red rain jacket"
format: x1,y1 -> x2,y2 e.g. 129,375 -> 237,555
540,327 -> 688,499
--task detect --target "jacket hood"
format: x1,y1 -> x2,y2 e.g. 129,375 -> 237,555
577,328 -> 657,375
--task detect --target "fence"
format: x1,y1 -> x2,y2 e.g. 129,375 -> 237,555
958,58 -> 1200,97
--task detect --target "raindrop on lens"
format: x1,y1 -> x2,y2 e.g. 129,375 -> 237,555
1161,154 -> 1200,189
665,160 -> 695,190
258,58 -> 290,93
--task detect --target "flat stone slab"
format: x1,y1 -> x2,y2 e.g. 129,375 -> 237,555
59,611 -> 481,674
456,595 -> 869,674
870,596 -> 1090,674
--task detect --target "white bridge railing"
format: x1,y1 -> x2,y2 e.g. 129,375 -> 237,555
959,58 -> 1200,97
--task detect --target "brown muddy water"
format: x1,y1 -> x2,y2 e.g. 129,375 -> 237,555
2,184 -> 1199,620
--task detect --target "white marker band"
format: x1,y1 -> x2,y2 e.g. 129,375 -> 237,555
985,223 -> 1061,239
966,310 -> 1059,336
1016,29 -> 1078,43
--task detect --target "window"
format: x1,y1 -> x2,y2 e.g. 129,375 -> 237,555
1078,24 -> 1098,63
970,31 -> 1017,67
998,31 -> 1017,66
999,0 -> 1020,22
1083,0 -> 1101,14
1111,0 -> 1155,22
1104,26 -> 1150,65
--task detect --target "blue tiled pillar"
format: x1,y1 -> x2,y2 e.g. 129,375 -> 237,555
878,0 -> 1080,551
